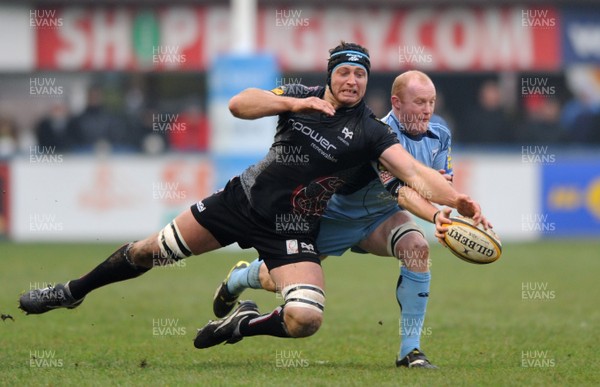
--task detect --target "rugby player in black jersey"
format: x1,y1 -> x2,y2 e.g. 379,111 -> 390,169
20,42 -> 483,351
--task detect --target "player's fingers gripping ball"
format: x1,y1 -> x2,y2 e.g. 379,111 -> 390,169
443,216 -> 502,264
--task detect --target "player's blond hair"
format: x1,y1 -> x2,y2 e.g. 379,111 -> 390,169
391,70 -> 434,100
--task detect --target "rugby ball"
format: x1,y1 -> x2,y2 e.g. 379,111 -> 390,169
443,217 -> 502,264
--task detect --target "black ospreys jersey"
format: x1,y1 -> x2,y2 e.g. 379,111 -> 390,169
239,84 -> 399,235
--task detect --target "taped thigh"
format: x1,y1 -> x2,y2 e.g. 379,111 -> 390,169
282,284 -> 325,314
157,220 -> 192,261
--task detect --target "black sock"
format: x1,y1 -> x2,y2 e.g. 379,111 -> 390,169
68,243 -> 150,300
239,306 -> 291,338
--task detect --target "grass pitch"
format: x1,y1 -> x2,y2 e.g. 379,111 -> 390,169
0,240 -> 599,386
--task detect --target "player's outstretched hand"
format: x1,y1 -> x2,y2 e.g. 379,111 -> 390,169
291,96 -> 336,116
477,214 -> 493,230
455,194 -> 482,224
456,195 -> 493,229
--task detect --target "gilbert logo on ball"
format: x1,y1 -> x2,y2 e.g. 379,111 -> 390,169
444,217 -> 502,264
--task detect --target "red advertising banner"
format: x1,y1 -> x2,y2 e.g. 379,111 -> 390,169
35,6 -> 560,72
36,6 -> 206,71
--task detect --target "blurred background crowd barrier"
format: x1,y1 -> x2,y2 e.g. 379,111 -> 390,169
0,2 -> 598,242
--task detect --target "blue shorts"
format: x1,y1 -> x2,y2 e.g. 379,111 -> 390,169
316,207 -> 400,256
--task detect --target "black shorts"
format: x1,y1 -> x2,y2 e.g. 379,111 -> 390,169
190,177 -> 321,270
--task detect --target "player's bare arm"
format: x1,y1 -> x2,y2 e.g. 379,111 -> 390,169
395,168 -> 454,222
378,144 -> 457,205
396,185 -> 440,223
229,88 -> 335,119
378,144 -> 482,222
395,167 -> 452,219
397,181 -> 490,229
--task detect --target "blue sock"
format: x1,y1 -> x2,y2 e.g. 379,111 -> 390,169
397,266 -> 431,359
226,258 -> 263,295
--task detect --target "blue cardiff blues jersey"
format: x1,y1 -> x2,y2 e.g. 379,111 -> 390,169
323,111 -> 453,221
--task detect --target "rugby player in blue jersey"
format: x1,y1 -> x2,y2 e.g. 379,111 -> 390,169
213,70 -> 479,368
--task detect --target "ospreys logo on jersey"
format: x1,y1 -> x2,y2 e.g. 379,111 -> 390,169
285,239 -> 317,255
336,126 -> 354,146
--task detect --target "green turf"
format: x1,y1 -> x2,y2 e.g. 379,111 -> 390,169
1,241 -> 599,386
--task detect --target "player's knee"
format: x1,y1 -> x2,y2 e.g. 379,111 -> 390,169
396,234 -> 429,259
281,284 -> 325,338
388,223 -> 430,271
284,308 -> 323,338
397,235 -> 430,270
